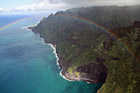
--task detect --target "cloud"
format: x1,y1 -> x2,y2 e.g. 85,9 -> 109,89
51,0 -> 140,7
0,8 -> 4,12
15,0 -> 67,12
1,0 -> 140,13
0,0 -> 67,13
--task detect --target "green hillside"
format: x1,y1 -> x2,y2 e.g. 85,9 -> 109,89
31,5 -> 140,93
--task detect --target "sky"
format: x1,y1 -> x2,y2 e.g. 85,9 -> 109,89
0,0 -> 140,14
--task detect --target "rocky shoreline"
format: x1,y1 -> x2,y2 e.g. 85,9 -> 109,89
29,26 -> 107,84
27,6 -> 140,92
47,43 -> 105,84
46,42 -> 107,84
28,25 -> 109,85
30,31 -> 78,82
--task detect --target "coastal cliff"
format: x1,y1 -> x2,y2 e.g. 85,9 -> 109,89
31,6 -> 140,93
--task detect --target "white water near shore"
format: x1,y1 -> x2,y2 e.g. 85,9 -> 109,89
60,70 -> 73,81
25,26 -> 69,80
35,32 -> 74,82
34,33 -> 62,69
0,15 -> 101,93
25,27 -> 90,83
42,39 -> 73,81
22,21 -> 39,31
47,43 -> 60,69
44,39 -> 92,83
22,26 -> 31,31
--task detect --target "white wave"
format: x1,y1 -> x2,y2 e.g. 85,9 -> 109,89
33,32 -> 91,84
21,26 -> 31,31
35,33 -> 60,69
59,70 -> 73,81
47,43 -> 60,69
37,21 -> 41,24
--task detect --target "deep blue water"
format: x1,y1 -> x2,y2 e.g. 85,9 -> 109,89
0,15 -> 102,93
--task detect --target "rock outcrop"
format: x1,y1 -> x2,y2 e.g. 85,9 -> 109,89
31,6 -> 140,93
133,21 -> 140,28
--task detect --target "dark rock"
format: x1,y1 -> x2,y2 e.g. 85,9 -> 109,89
103,35 -> 115,50
76,63 -> 108,83
133,21 -> 140,28
96,58 -> 106,63
28,27 -> 34,30
82,45 -> 90,48
110,57 -> 120,61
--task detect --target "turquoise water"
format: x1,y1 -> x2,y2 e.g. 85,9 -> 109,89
0,15 -> 102,93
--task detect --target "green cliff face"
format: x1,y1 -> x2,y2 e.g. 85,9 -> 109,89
98,25 -> 140,93
31,6 -> 140,92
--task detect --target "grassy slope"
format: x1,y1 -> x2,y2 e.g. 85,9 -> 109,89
32,6 -> 140,92
98,26 -> 140,93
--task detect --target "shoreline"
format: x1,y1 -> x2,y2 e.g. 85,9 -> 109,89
43,41 -> 74,82
35,33 -> 61,69
25,27 -> 61,69
35,33 -> 82,82
60,70 -> 73,81
47,43 -> 60,69
27,27 -> 100,84
46,42 -> 96,83
26,27 -> 72,81
22,26 -> 32,31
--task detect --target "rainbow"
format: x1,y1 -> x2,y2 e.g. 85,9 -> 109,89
0,15 -> 41,32
56,14 -> 139,64
0,14 -> 139,64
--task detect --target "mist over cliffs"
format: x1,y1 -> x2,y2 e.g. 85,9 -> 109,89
31,5 -> 140,93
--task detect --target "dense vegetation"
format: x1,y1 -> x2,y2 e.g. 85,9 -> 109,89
98,25 -> 140,93
32,5 -> 140,93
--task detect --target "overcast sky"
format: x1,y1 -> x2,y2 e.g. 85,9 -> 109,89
0,0 -> 139,13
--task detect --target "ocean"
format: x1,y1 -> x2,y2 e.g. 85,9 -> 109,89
0,15 -> 102,93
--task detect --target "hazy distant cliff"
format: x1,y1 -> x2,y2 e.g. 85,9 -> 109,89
31,5 -> 140,93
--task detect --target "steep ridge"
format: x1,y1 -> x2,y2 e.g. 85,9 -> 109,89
98,22 -> 140,93
31,6 -> 140,92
